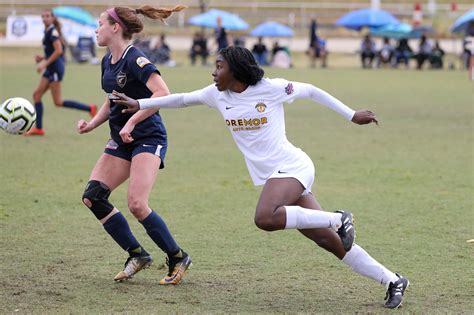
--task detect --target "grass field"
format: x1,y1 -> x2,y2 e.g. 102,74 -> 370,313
0,48 -> 473,313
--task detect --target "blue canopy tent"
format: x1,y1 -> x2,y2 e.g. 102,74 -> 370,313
52,6 -> 97,27
52,6 -> 97,63
188,9 -> 248,30
451,8 -> 474,33
249,21 -> 294,37
336,8 -> 400,31
370,23 -> 433,39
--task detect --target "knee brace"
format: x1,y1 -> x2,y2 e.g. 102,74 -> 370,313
82,180 -> 114,220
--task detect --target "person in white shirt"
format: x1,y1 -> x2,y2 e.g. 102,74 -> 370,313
113,46 -> 409,309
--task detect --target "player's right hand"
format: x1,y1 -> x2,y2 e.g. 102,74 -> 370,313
111,90 -> 140,114
77,119 -> 93,134
35,55 -> 44,63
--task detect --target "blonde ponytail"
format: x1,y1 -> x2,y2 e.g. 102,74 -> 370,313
112,5 -> 186,39
135,5 -> 187,23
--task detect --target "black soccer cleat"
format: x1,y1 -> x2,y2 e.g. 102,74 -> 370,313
335,210 -> 355,252
159,251 -> 192,285
384,274 -> 410,309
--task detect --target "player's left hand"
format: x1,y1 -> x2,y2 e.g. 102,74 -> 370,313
112,90 -> 140,114
36,60 -> 47,73
119,123 -> 135,143
352,110 -> 378,125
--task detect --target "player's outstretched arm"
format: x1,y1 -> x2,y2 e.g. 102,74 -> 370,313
297,82 -> 378,125
113,88 -> 207,114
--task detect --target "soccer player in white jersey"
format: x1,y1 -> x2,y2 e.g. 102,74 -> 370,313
113,46 -> 409,309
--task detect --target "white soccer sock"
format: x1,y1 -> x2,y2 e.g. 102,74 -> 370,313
342,244 -> 399,285
284,205 -> 342,230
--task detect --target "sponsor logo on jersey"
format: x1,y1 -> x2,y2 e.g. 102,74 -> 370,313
226,117 -> 268,131
255,102 -> 267,113
285,82 -> 294,95
136,56 -> 151,68
117,71 -> 127,88
51,29 -> 59,37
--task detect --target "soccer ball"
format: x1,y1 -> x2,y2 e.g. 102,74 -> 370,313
0,97 -> 36,134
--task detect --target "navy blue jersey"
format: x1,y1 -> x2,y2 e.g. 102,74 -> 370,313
101,45 -> 167,146
43,25 -> 64,69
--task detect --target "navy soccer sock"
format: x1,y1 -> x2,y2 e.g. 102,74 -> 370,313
63,100 -> 90,111
140,211 -> 180,257
103,212 -> 144,255
34,102 -> 43,129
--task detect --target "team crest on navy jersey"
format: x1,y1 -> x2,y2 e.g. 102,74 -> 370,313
285,83 -> 294,95
255,102 -> 267,113
116,71 -> 127,88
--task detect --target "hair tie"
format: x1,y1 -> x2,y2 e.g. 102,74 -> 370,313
106,8 -> 127,31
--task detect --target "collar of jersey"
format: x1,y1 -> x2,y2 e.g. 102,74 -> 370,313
109,44 -> 134,64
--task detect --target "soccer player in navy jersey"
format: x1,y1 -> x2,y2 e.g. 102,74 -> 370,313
114,46 -> 410,308
76,5 -> 191,285
27,9 -> 97,136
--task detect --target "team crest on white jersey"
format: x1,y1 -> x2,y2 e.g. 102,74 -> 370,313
255,102 -> 267,113
117,71 -> 127,88
285,83 -> 294,95
136,56 -> 151,68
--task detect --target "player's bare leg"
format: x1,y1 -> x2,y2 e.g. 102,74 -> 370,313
293,190 -> 408,308
255,178 -> 350,247
83,153 -> 152,281
295,194 -> 347,259
26,77 -> 49,135
128,153 -> 191,285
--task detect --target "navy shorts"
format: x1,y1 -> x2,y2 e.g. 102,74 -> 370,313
43,66 -> 64,82
104,139 -> 167,169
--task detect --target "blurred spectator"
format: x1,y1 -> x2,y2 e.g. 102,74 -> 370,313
271,41 -> 291,68
133,35 -> 152,56
393,38 -> 413,68
309,17 -> 318,48
190,31 -> 209,66
215,16 -> 229,52
360,35 -> 376,68
252,37 -> 268,66
462,21 -> 474,69
377,37 -> 394,68
149,34 -> 175,66
414,34 -> 432,69
429,40 -> 444,69
309,35 -> 327,68
70,36 -> 98,64
271,41 -> 285,59
234,36 -> 245,47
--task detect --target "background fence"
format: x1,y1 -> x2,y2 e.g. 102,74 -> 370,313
0,0 -> 472,35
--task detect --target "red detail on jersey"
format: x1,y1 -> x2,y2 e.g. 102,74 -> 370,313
285,83 -> 294,95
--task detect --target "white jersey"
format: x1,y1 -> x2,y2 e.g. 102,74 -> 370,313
139,78 -> 355,185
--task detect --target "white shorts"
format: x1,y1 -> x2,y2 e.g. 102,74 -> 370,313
268,152 -> 315,195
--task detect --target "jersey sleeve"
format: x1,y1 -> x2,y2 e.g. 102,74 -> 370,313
183,84 -> 218,108
269,78 -> 305,104
271,78 -> 355,120
128,52 -> 161,85
50,28 -> 60,41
